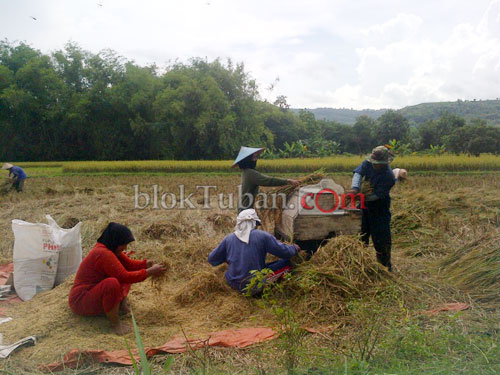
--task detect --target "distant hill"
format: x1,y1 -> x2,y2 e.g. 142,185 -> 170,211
292,99 -> 500,126
291,107 -> 386,124
398,99 -> 500,126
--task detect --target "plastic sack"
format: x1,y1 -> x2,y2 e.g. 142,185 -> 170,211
12,215 -> 82,301
46,216 -> 82,286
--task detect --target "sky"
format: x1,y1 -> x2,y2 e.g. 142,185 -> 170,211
1,0 -> 500,110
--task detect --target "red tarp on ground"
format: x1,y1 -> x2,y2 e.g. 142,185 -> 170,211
40,327 -> 278,372
0,263 -> 22,305
0,263 -> 13,284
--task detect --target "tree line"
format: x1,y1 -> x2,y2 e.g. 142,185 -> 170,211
1,40 -> 499,161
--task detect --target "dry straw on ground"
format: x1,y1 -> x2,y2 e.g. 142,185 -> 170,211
276,235 -> 392,321
440,231 -> 500,308
1,173 -> 499,367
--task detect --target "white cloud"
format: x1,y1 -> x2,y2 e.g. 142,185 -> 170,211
1,0 -> 499,109
327,0 -> 500,108
361,13 -> 422,40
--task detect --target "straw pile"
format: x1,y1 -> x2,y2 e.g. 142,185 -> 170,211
143,222 -> 196,240
273,235 -> 392,321
207,213 -> 235,233
390,191 -> 452,257
173,269 -> 232,305
440,232 -> 500,308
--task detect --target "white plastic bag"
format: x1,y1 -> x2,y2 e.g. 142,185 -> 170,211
11,215 -> 82,301
46,216 -> 82,286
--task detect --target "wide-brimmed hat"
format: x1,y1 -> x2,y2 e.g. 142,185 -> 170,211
1,163 -> 13,170
232,147 -> 265,167
367,146 -> 394,165
393,168 -> 408,180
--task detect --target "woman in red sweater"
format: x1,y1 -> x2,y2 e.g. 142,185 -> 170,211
69,223 -> 166,335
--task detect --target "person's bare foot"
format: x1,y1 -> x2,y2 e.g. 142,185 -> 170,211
119,298 -> 131,315
111,321 -> 131,336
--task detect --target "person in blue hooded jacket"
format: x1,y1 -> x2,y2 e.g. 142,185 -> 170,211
347,146 -> 396,271
2,163 -> 27,192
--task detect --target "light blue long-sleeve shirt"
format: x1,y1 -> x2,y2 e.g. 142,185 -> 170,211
208,229 -> 298,291
9,166 -> 26,180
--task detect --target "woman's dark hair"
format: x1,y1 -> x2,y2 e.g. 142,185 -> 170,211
237,155 -> 257,169
97,223 -> 135,251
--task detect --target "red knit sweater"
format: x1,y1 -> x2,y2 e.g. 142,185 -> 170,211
69,243 -> 147,307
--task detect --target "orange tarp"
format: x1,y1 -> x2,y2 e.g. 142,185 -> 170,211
41,327 -> 278,372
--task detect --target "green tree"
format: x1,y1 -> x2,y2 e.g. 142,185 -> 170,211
351,115 -> 376,154
418,112 -> 465,149
444,122 -> 500,155
374,110 -> 409,145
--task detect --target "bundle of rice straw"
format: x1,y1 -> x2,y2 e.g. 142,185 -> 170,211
150,259 -> 172,292
272,235 -> 391,320
440,232 -> 500,308
257,170 -> 325,228
293,235 -> 388,297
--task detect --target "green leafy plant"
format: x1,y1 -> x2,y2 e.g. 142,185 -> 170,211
429,144 -> 446,155
125,310 -> 175,374
245,270 -> 307,375
386,138 -> 413,155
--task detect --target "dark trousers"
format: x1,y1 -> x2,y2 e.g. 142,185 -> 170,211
361,198 -> 392,270
13,178 -> 24,192
265,259 -> 291,272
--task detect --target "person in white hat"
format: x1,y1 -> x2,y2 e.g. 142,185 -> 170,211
2,163 -> 27,192
208,209 -> 301,295
392,168 -> 408,182
232,146 -> 299,212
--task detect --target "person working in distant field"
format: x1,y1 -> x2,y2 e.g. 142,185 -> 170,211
233,146 -> 299,213
208,209 -> 300,295
2,163 -> 26,192
347,146 -> 396,272
68,223 -> 166,335
392,168 -> 408,182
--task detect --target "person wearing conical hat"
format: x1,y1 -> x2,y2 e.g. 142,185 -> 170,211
233,147 -> 299,213
2,163 -> 27,192
347,146 -> 396,271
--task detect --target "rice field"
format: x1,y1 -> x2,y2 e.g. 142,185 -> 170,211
9,154 -> 500,176
0,172 -> 499,374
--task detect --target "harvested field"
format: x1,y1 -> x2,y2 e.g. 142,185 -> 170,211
0,173 -> 499,373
